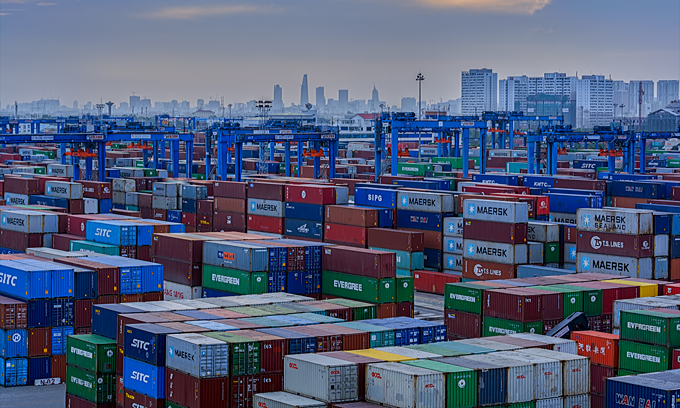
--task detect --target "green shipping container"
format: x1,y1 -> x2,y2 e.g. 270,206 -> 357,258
668,159 -> 680,168
125,205 -> 139,211
203,332 -> 261,376
323,298 -> 377,320
401,359 -> 477,408
66,335 -> 117,374
482,317 -> 542,337
561,284 -> 602,316
404,344 -> 467,357
620,309 -> 680,348
70,241 -> 120,256
166,402 -> 184,408
543,243 -> 560,264
336,321 -> 395,347
192,173 -> 206,180
618,340 -> 671,373
255,304 -> 298,315
370,247 -> 424,270
506,162 -> 528,174
134,160 -> 145,168
531,285 -> 583,318
143,169 -> 158,177
397,162 -> 433,176
225,306 -> 272,317
321,270 -> 395,304
202,265 -> 268,295
433,157 -> 481,169
66,365 -> 116,403
617,369 -> 641,376
508,402 -> 536,408
432,341 -> 494,355
33,167 -> 46,175
396,277 -> 414,303
444,283 -> 487,314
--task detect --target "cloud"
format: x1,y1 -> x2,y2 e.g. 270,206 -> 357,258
36,2 -> 56,5
530,24 -> 554,33
413,0 -> 551,14
141,4 -> 274,20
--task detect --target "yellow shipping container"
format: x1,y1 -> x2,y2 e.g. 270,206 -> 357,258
346,349 -> 417,362
604,279 -> 657,298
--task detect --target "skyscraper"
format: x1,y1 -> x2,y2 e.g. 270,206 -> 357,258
628,80 -> 654,115
300,74 -> 309,107
315,87 -> 325,109
129,95 -> 141,112
461,68 -> 497,115
576,75 -> 613,129
339,90 -> 349,112
657,80 -> 680,107
273,85 -> 283,111
371,85 -> 380,111
499,76 -> 528,112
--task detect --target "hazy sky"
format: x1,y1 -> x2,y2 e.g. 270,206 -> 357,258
1,0 -> 679,107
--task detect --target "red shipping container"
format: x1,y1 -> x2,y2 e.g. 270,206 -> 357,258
51,354 -> 66,383
325,205 -> 379,227
553,178 -> 606,191
116,375 -> 125,407
67,215 -> 104,237
396,301 -> 414,318
166,368 -> 229,408
494,193 -> 550,216
55,258 -> 120,296
445,310 -> 481,340
571,331 -> 619,368
258,372 -> 283,393
152,256 -> 201,287
66,393 -> 116,408
3,175 -> 40,195
563,225 -> 578,243
142,292 -> 163,302
413,271 -> 461,295
0,295 -> 27,330
247,182 -> 284,201
285,326 -> 342,352
462,185 -> 521,195
123,389 -> 164,408
198,200 -> 214,215
303,301 -> 351,321
75,299 -> 93,328
198,214 -> 213,231
367,228 -> 423,252
483,288 -> 542,322
285,184 -> 336,205
665,282 -> 680,295
214,198 -> 246,214
462,258 -> 516,281
324,223 -> 367,248
590,364 -> 617,395
591,393 -> 604,408
322,246 -> 396,278
120,294 -> 142,303
182,213 -> 197,227
152,209 -> 167,221
576,230 -> 653,258
376,303 -> 396,319
78,181 -> 113,199
0,230 -> 43,252
95,295 -> 119,305
28,327 -> 51,357
516,287 -> 563,321
214,211 -> 247,232
230,374 -> 260,408
672,349 -> 680,369
400,228 -> 442,250
463,219 -> 527,245
247,215 -> 283,234
232,330 -> 284,373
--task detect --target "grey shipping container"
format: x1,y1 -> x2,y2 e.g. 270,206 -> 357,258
112,179 -> 136,192
45,181 -> 83,199
549,212 -> 577,224
459,353 -> 534,403
507,333 -> 578,354
397,191 -> 454,213
612,297 -> 680,328
527,242 -> 544,264
152,196 -> 179,210
528,222 -> 560,243
514,348 -> 589,396
501,351 -> 562,399
365,362 -> 445,408
576,252 -> 653,279
655,235 -> 670,257
463,239 -> 528,265
153,182 -> 179,197
283,354 -> 359,402
463,200 -> 529,224
165,333 -> 229,378
443,217 -> 464,237
252,392 -> 328,408
182,185 -> 208,200
576,208 -> 653,235
1,210 -> 58,233
248,198 -> 284,217
202,241 -> 269,271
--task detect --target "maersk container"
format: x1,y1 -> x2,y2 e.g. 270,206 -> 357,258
253,392 -> 328,408
576,252 -> 652,278
549,212 -> 577,224
1,210 -> 58,233
321,270 -> 395,304
66,334 -> 116,374
45,181 -> 83,199
354,187 -> 397,209
443,217 -> 463,237
165,333 -> 229,378
365,361 -> 445,408
618,340 -> 671,373
0,357 -> 27,386
398,191 -> 454,213
0,260 -> 51,300
576,208 -> 653,235
402,359 -> 477,408
620,309 -> 680,347
0,328 -> 27,358
443,236 -> 463,255
66,364 -> 116,403
459,353 -> 534,403
51,297 -> 74,327
122,356 -> 166,399
527,222 -> 560,243
434,356 -> 506,406
248,198 -> 284,217
202,265 -> 268,295
284,201 -> 324,222
515,348 -> 589,396
202,241 -> 269,271
463,200 -> 529,224
86,220 -> 137,246
463,239 -> 528,265
606,373 -> 680,408
50,326 -> 73,355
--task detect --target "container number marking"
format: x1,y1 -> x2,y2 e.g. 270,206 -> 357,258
371,372 -> 382,379
289,363 -> 298,369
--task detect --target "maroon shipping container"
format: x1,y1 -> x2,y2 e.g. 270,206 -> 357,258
325,205 -> 378,227
213,211 -> 247,232
120,294 -> 142,303
123,389 -> 164,408
324,223 -> 367,248
119,245 -> 136,258
284,326 -> 343,352
75,299 -> 93,328
137,194 -> 153,209
69,200 -> 85,215
28,327 -> 51,357
463,219 -> 528,245
152,233 -> 213,263
484,288 -> 542,322
247,215 -> 283,234
462,258 -> 516,281
553,178 -> 606,191
142,292 -> 163,302
214,181 -> 247,199
587,315 -> 603,332
0,295 -> 27,330
78,181 -> 113,199
366,228 -> 424,252
166,368 -> 229,408
315,324 -> 371,351
214,198 -> 246,214
258,372 -> 283,393
3,175 -> 40,195
95,295 -> 119,305
152,209 -> 167,221
563,225 -> 577,243
396,301 -> 414,318
320,351 -> 382,401
52,354 -> 66,383
516,287 -> 563,321
376,303 -> 396,319
198,214 -> 213,232
569,281 -> 625,315
230,374 -> 259,408
117,374 -> 125,407
52,233 -> 84,251
247,182 -> 285,201
286,184 -> 336,205
413,271 -> 460,295
182,213 -> 197,227
322,246 -> 396,278
54,258 -> 120,296
673,349 -> 680,369
445,310 -> 481,339
400,228 -> 442,251
232,330 -> 284,373
0,229 -> 43,252
66,393 -> 116,408
152,256 -> 201,287
576,230 -> 653,258
67,215 -> 103,237
304,301 -> 351,321
198,200 -> 214,215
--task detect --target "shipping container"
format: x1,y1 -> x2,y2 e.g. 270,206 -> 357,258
463,219 -> 527,245
620,309 -> 680,347
122,356 -> 165,399
463,240 -> 528,265
458,353 -> 534,404
0,328 -> 27,358
484,289 -> 542,322
398,191 -> 454,213
322,246 -> 396,279
605,372 -> 680,408
67,334 -> 117,374
365,362 -> 445,408
202,332 -> 261,376
462,199 -> 529,224
92,304 -> 144,339
482,317 -> 542,336
0,296 -> 27,330
618,340 -> 671,373
252,392 -> 327,408
166,368 -> 229,408
122,388 -> 165,408
577,208 -> 653,235
123,323 -> 180,366
444,310 -> 481,340
576,252 -> 652,279
462,259 -> 517,281
66,364 -> 116,403
283,354 -> 358,402
0,357 -> 28,386
576,230 -> 653,258
321,270 -> 395,304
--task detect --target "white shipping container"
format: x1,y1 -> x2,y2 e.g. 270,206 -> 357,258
112,178 -> 136,192
283,354 -> 358,403
365,362 -> 445,408
536,398 -> 563,408
25,247 -> 89,260
45,181 -> 83,199
163,280 -> 203,300
83,198 -> 98,214
459,353 -> 534,403
549,212 -> 577,224
153,182 -> 179,197
515,348 -> 589,396
528,222 -> 560,243
4,192 -> 29,205
143,301 -> 195,311
252,392 -> 327,408
507,333 -> 577,354
443,217 -> 463,237
166,333 -> 229,378
655,235 -> 669,257
463,200 -> 529,223
463,239 -> 528,265
502,351 -> 562,399
112,191 -> 126,205
576,252 -> 652,279
335,186 -> 349,205
248,198 -> 284,217
47,164 -> 74,178
576,208 -> 653,235
397,191 -> 454,213
564,394 -> 590,408
152,196 -> 179,210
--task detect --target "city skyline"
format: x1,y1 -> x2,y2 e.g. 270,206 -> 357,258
1,0 -> 678,107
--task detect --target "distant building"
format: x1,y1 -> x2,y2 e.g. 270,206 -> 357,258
628,80 -> 654,115
658,80 -> 680,107
206,100 -> 221,112
300,75 -> 309,107
72,101 -> 78,110
192,109 -> 215,118
197,99 -> 205,109
576,75 -> 614,129
370,86 -> 380,112
315,87 -> 325,110
339,90 -> 349,112
499,76 -> 528,112
527,94 -> 576,127
461,68 -> 497,115
528,73 -> 576,98
646,100 -> 680,132
119,102 -> 129,111
273,85 -> 283,112
401,97 -> 417,113
613,81 -> 628,118
129,95 -> 140,113
181,101 -> 190,111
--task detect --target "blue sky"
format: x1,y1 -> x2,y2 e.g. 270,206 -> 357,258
1,0 -> 679,107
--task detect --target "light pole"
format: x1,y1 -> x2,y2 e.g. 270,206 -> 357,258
416,72 -> 425,157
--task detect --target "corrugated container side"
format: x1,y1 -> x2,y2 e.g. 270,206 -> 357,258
283,354 -> 359,402
122,356 -> 166,399
365,362 -> 445,408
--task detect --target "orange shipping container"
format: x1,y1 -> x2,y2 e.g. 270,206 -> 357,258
571,330 -> 619,368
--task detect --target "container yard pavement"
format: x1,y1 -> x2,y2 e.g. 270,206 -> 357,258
0,383 -> 65,408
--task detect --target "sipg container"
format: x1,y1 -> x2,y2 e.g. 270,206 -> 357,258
365,361 -> 445,408
284,353 -> 359,402
252,392 -> 328,408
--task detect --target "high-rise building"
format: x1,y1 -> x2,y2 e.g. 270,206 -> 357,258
576,75 -> 614,129
499,76 -> 528,112
371,85 -> 380,112
315,87 -> 325,109
612,81 -> 629,118
528,73 -> 577,97
401,97 -> 417,112
339,90 -> 349,112
273,85 -> 283,111
197,99 -> 205,109
461,68 -> 497,115
129,95 -> 140,112
658,80 -> 680,107
628,80 -> 654,115
72,101 -> 78,110
300,74 -> 309,107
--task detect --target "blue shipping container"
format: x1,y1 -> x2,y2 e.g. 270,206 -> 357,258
86,220 -> 137,246
28,356 -> 50,384
396,210 -> 447,232
352,206 -> 394,228
74,269 -> 97,300
0,261 -> 51,300
99,199 -> 113,213
27,299 -> 50,328
393,180 -> 441,190
605,374 -> 680,408
166,210 -> 182,223
86,256 -> 162,294
424,178 -> 452,191
124,323 -> 180,366
354,187 -> 397,209
545,193 -> 602,214
0,329 -> 28,358
92,304 -> 145,340
284,219 -> 323,241
361,320 -> 419,346
610,181 -> 662,199
521,175 -> 556,190
284,202 -> 324,222
255,328 -> 316,354
547,188 -> 605,200
268,271 -> 286,293
0,357 -> 28,387
122,356 -> 166,399
51,326 -> 73,355
28,195 -> 69,209
51,298 -> 74,327
201,287 -> 235,298
181,199 -> 197,214
423,249 -> 443,270
471,174 -> 519,186
572,160 -> 607,170
636,204 -> 680,215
